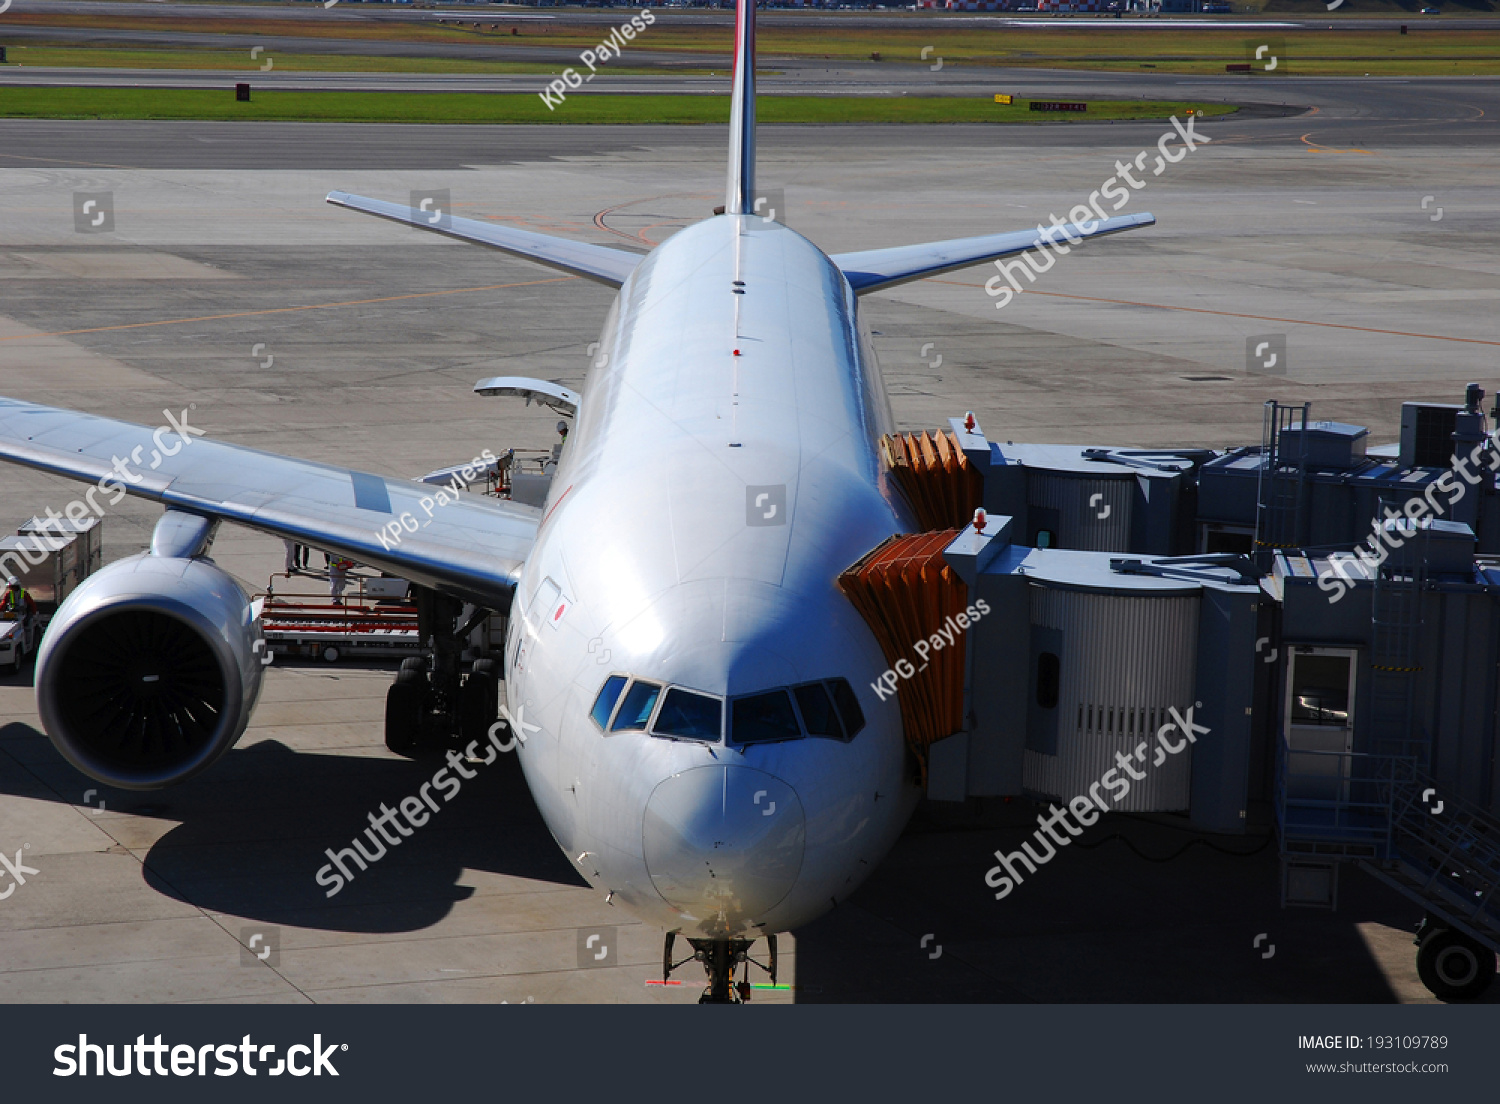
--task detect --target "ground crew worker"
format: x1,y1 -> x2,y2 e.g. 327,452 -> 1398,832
0,576 -> 36,620
329,556 -> 354,604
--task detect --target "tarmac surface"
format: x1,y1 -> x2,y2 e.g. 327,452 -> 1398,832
0,88 -> 1497,1002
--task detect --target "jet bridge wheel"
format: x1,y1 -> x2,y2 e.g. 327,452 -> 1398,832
384,667 -> 426,758
1416,923 -> 1497,1001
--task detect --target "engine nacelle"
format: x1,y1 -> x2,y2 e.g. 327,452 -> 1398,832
36,553 -> 265,790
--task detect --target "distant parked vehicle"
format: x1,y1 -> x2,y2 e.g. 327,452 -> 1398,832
1421,4 -> 1440,10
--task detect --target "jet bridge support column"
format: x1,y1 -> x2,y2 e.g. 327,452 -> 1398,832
1189,587 -> 1263,834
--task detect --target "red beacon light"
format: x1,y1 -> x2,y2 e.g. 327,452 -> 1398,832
964,411 -> 976,433
973,507 -> 986,533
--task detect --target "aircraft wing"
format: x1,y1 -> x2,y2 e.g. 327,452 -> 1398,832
0,398 -> 539,610
326,191 -> 643,288
831,212 -> 1155,295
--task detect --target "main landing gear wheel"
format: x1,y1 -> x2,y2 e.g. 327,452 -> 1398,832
384,587 -> 498,759
1416,922 -> 1497,1001
384,667 -> 425,758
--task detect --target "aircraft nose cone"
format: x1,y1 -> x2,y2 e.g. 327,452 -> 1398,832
643,765 -> 804,934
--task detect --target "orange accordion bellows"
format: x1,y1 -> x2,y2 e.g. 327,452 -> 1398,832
837,531 -> 968,784
879,430 -> 983,533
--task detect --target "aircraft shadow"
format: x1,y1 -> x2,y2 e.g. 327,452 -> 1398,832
0,720 -> 586,935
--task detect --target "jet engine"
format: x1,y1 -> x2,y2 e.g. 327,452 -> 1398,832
35,535 -> 264,790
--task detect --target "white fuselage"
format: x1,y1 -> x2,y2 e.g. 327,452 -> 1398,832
504,215 -> 922,939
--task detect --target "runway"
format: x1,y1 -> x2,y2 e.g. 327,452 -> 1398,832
0,69 -> 1498,1002
0,68 -> 1494,172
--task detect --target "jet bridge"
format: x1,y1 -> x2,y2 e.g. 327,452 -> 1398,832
847,390 -> 1500,1000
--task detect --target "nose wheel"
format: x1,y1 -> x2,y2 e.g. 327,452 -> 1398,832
664,932 -> 778,1004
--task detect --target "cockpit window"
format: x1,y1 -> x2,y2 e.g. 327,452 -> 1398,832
610,680 -> 662,732
589,675 -> 628,731
651,688 -> 723,741
731,689 -> 801,745
829,678 -> 866,738
793,682 -> 842,739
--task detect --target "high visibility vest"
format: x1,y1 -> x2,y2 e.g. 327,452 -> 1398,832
1,588 -> 26,614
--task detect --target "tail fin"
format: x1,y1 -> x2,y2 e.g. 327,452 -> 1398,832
725,0 -> 756,215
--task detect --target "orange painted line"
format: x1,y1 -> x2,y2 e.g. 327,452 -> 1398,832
1298,131 -> 1374,155
0,276 -> 578,343
928,282 -> 1500,348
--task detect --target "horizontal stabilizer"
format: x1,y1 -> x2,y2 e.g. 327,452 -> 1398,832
832,212 -> 1155,295
326,191 -> 643,288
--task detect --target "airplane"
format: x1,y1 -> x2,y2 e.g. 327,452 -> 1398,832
0,0 -> 1153,1002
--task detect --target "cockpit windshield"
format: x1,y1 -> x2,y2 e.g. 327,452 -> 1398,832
731,689 -> 801,745
587,674 -> 866,746
610,679 -> 661,732
652,688 -> 723,741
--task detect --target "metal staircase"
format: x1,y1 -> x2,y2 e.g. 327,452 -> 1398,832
1254,401 -> 1310,571
1366,760 -> 1500,951
1277,744 -> 1500,954
1368,502 -> 1430,767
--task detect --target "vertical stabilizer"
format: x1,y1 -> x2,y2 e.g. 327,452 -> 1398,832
725,0 -> 756,215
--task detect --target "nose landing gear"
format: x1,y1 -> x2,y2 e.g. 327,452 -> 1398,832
663,931 -> 779,1004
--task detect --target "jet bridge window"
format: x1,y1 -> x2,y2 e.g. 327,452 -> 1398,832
590,675 -> 628,731
610,679 -> 662,732
731,689 -> 802,745
651,688 -> 723,741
